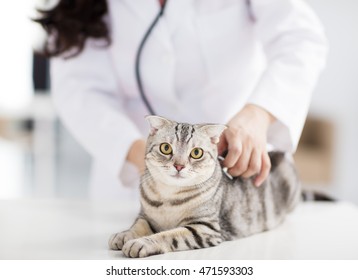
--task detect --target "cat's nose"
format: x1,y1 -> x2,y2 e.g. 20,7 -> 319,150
174,164 -> 185,172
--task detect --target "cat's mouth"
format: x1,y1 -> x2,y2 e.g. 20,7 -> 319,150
171,173 -> 185,179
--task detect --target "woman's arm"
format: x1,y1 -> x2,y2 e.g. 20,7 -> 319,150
51,39 -> 143,180
248,0 -> 328,151
219,0 -> 328,185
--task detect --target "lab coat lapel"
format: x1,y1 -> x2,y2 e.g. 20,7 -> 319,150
122,0 -> 172,49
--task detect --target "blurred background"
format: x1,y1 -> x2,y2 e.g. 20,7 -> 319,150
0,0 -> 357,203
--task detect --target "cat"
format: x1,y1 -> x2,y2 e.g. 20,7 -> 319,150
108,116 -> 301,258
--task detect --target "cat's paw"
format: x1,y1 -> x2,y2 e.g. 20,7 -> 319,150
108,230 -> 139,250
122,237 -> 163,258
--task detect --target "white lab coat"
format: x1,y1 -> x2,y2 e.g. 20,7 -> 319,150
50,0 -> 328,199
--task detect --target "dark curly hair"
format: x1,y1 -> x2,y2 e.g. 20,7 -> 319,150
34,0 -> 110,57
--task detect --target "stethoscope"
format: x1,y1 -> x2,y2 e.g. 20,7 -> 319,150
135,0 -> 168,116
135,0 -> 253,117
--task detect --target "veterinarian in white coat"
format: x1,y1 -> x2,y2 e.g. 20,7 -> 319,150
50,0 -> 328,199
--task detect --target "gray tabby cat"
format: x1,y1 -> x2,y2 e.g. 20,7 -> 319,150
109,116 -> 300,258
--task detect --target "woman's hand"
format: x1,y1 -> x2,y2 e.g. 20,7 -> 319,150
126,139 -> 146,175
217,104 -> 275,186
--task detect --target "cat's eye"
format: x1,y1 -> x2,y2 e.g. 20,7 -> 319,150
159,143 -> 173,155
190,148 -> 204,159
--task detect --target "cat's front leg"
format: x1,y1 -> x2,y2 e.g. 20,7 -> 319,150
108,217 -> 154,250
122,224 -> 223,258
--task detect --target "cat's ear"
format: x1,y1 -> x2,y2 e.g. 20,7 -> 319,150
145,115 -> 173,136
198,124 -> 227,144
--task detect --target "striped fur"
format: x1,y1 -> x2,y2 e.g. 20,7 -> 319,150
109,116 -> 300,258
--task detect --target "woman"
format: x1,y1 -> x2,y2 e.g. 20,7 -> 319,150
36,0 -> 327,199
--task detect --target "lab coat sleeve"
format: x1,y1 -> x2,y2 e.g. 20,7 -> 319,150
50,39 -> 142,180
247,0 -> 328,152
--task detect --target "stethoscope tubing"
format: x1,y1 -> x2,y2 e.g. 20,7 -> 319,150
135,0 -> 168,115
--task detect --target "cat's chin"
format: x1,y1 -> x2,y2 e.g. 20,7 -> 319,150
156,175 -> 196,187
171,173 -> 185,179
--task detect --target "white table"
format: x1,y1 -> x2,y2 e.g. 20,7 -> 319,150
0,199 -> 357,260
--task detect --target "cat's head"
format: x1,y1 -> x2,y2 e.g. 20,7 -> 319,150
145,116 -> 226,187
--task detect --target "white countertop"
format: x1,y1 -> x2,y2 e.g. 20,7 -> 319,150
0,199 -> 357,260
